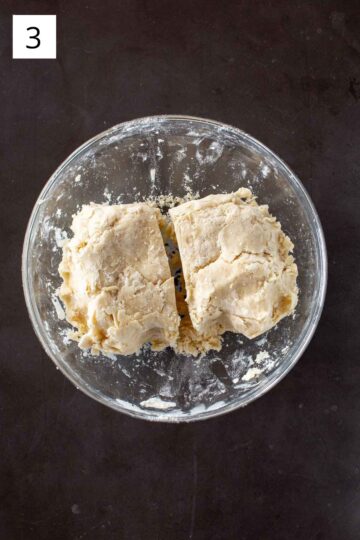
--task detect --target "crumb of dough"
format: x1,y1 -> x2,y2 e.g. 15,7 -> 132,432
58,202 -> 179,355
169,188 -> 298,341
146,190 -> 200,211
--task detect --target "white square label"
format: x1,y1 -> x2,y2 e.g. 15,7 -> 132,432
13,15 -> 56,59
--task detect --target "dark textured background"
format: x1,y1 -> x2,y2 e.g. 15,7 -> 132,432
1,1 -> 360,539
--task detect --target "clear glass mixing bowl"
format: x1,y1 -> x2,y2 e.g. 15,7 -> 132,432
22,115 -> 327,422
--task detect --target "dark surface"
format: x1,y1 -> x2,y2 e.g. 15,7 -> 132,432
1,1 -> 360,539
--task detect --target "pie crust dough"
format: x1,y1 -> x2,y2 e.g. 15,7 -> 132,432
59,203 -> 179,355
169,188 -> 298,340
59,189 -> 298,356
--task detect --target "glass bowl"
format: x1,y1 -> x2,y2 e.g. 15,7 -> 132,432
22,115 -> 327,422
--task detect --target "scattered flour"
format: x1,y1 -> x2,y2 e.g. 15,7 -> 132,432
255,351 -> 270,364
140,397 -> 177,410
255,336 -> 267,347
196,141 -> 223,165
103,187 -> 112,203
54,227 -> 68,248
242,367 -> 263,381
175,147 -> 187,162
51,293 -> 65,320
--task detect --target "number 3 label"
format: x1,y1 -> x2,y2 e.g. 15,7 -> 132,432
26,27 -> 41,49
13,15 -> 56,59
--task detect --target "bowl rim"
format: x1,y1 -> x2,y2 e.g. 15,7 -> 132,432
22,114 -> 328,423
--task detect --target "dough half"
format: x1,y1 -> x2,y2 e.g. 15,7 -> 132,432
169,188 -> 298,340
59,202 -> 179,355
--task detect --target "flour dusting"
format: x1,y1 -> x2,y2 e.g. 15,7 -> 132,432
140,397 -> 177,410
242,367 -> 263,381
